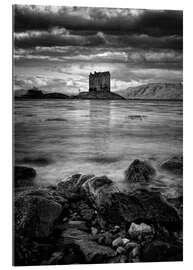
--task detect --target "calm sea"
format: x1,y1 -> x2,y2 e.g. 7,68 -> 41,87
14,99 -> 183,198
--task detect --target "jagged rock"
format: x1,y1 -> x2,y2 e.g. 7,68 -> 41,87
14,166 -> 36,187
128,222 -> 153,240
15,191 -> 62,238
97,189 -> 181,230
60,228 -> 115,263
56,174 -> 94,200
125,159 -> 155,183
160,155 -> 183,175
141,240 -> 183,262
81,175 -> 119,209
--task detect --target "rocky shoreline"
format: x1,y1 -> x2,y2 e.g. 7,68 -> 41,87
14,158 -> 183,266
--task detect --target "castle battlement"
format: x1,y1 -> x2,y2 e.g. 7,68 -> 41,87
89,71 -> 110,92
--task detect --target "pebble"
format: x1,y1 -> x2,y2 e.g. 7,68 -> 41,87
91,227 -> 98,236
62,217 -> 68,222
122,238 -> 130,246
128,222 -> 153,240
125,242 -> 138,251
98,236 -> 104,244
112,237 -> 123,247
111,225 -> 120,234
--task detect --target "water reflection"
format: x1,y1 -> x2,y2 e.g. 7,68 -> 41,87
14,99 -> 183,197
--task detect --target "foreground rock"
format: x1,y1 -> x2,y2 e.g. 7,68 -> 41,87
57,174 -> 94,200
128,222 -> 154,241
160,155 -> 183,175
60,228 -> 115,263
58,174 -> 181,230
14,166 -> 36,187
81,175 -> 119,208
125,159 -> 156,183
14,164 -> 182,265
97,189 -> 181,230
141,240 -> 183,262
15,189 -> 63,238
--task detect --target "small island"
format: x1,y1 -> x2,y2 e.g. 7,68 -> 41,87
14,71 -> 125,100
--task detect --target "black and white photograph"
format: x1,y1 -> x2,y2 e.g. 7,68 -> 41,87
13,3 -> 183,266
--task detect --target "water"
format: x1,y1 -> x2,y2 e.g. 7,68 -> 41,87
14,99 -> 183,198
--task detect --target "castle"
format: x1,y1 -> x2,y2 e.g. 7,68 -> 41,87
89,71 -> 110,93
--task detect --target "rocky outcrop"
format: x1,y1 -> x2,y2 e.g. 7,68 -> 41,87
160,155 -> 183,175
125,159 -> 155,183
14,166 -> 36,187
56,174 -> 94,200
14,158 -> 183,265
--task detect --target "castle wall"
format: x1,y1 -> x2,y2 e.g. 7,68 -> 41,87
89,72 -> 110,92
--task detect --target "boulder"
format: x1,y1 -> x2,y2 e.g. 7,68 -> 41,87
60,228 -> 115,263
17,188 -> 69,208
125,159 -> 155,183
160,155 -> 183,175
81,175 -> 119,208
14,166 -> 36,187
56,174 -> 94,200
141,240 -> 183,262
15,191 -> 63,238
128,222 -> 153,240
97,189 -> 181,230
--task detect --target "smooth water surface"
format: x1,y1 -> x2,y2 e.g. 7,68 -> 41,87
14,99 -> 183,197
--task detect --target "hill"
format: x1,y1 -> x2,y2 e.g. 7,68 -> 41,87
15,89 -> 70,99
116,83 -> 183,100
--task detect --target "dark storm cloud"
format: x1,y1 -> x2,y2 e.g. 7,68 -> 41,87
14,5 -> 182,51
14,5 -> 182,36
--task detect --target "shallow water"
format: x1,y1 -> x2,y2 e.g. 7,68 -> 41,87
14,99 -> 183,198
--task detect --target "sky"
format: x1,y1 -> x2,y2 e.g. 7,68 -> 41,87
13,5 -> 183,94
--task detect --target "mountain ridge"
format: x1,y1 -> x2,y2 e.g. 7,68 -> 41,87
116,82 -> 183,100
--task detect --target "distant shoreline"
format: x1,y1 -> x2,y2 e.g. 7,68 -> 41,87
14,97 -> 183,102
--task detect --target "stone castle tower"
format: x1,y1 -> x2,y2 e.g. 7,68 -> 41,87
89,71 -> 110,93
